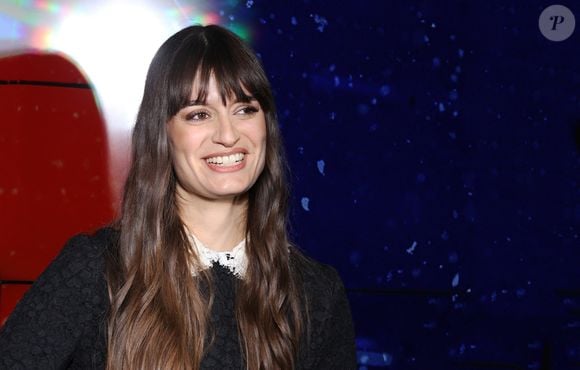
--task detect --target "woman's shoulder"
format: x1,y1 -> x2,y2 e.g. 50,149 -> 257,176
290,249 -> 338,278
52,226 -> 116,265
289,248 -> 357,368
0,228 -> 114,368
32,226 -> 118,288
289,248 -> 346,302
17,228 -> 114,300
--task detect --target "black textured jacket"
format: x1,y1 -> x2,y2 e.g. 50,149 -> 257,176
0,229 -> 356,369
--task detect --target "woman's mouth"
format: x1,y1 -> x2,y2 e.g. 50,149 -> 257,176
205,153 -> 245,167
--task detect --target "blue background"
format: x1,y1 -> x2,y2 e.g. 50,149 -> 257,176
238,1 -> 579,369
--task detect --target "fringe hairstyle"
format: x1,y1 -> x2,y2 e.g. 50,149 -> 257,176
105,25 -> 307,369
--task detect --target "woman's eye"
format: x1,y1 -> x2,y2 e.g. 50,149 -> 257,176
185,111 -> 210,121
236,106 -> 259,116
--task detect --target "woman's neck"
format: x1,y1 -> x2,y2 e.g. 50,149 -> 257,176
177,192 -> 247,252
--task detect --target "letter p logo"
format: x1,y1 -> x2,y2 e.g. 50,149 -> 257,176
550,15 -> 566,30
539,5 -> 576,41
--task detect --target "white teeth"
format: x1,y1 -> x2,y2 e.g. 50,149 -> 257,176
206,153 -> 245,166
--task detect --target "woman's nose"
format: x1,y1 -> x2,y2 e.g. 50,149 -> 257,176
212,113 -> 240,147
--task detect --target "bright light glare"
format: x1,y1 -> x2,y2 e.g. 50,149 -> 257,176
47,1 -> 183,199
52,2 -> 173,134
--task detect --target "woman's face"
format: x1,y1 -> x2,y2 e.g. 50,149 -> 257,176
167,75 -> 267,202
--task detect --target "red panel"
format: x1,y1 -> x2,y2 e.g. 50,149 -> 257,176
0,53 -> 116,324
0,52 -> 88,84
0,285 -> 31,327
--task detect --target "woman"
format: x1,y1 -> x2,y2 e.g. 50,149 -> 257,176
0,25 -> 356,369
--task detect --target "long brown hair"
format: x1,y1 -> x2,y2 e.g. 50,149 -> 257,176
105,25 -> 307,369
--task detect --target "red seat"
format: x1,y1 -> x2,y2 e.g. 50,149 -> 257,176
0,52 -> 116,325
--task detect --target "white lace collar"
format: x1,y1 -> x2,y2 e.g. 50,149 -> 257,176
188,233 -> 248,278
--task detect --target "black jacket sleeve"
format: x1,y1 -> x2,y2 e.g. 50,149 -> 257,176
313,267 -> 357,370
0,234 -> 107,370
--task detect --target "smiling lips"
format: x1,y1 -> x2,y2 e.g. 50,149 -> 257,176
205,151 -> 247,171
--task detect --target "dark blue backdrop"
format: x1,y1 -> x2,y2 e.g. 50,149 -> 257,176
234,1 -> 579,369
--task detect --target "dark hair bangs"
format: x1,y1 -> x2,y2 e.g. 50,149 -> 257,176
167,28 -> 273,117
